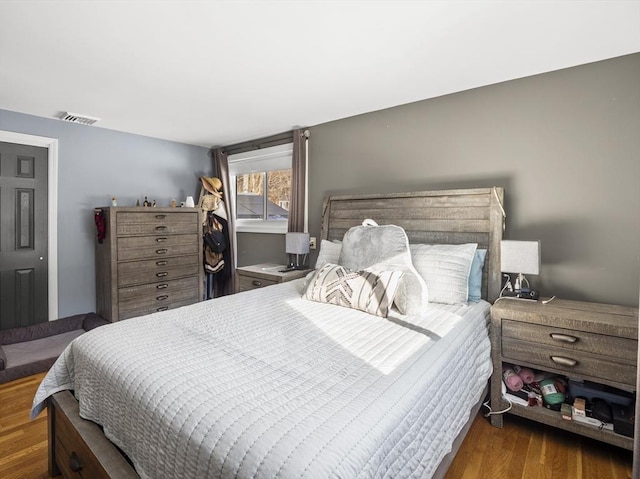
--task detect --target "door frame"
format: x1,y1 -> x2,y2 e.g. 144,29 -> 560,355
0,130 -> 58,321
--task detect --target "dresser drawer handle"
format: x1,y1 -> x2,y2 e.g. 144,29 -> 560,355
155,225 -> 167,231
252,280 -> 262,287
156,272 -> 168,277
156,295 -> 169,301
156,249 -> 168,254
157,283 -> 169,289
155,214 -> 166,219
157,306 -> 169,312
551,356 -> 578,367
550,333 -> 578,343
156,260 -> 168,266
156,237 -> 168,243
69,451 -> 82,472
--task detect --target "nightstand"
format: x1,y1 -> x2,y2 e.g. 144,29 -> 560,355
236,263 -> 311,293
490,297 -> 638,450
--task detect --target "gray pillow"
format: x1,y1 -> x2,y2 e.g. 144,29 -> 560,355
338,221 -> 428,316
314,239 -> 342,270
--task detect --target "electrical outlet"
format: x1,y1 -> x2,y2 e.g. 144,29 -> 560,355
309,237 -> 317,250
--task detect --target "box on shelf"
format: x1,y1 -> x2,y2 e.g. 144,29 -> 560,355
572,412 -> 614,431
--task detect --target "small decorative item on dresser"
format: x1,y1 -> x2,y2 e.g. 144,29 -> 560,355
171,199 -> 177,208
143,196 -> 151,207
111,196 -> 117,207
185,196 -> 195,208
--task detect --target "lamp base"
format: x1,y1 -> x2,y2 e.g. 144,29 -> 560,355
501,289 -> 539,300
279,263 -> 308,273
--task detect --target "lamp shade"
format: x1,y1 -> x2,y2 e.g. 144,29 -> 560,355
286,232 -> 310,255
500,240 -> 540,275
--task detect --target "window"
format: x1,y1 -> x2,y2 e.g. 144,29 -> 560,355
229,143 -> 292,233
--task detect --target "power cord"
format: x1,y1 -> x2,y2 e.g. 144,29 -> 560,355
482,396 -> 513,417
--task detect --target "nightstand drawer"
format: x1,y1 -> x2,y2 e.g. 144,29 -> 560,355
502,319 -> 637,362
238,275 -> 278,292
502,338 -> 636,385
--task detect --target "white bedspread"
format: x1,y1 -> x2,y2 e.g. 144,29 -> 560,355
33,279 -> 492,479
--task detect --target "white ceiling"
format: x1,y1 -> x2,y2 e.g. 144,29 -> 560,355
1,1 -> 638,147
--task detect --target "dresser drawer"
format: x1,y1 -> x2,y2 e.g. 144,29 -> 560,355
238,274 -> 279,292
118,276 -> 199,315
54,402 -> 110,479
119,297 -> 200,320
502,338 -> 636,385
118,233 -> 198,250
116,211 -> 199,236
118,263 -> 200,287
502,319 -> 637,362
117,242 -> 199,262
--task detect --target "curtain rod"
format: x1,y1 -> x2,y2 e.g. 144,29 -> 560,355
220,128 -> 308,156
222,131 -> 293,156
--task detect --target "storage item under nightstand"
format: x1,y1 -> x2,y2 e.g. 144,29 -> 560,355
236,263 -> 310,292
490,297 -> 637,450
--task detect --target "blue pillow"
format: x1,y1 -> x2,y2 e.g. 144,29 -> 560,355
468,249 -> 487,303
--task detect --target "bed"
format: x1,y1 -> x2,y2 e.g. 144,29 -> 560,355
32,187 -> 505,479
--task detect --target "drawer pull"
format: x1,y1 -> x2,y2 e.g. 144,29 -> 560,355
156,249 -> 168,254
156,237 -> 168,243
252,280 -> 262,287
157,306 -> 169,312
551,356 -> 578,367
156,260 -> 168,266
550,333 -> 578,343
155,214 -> 166,219
155,225 -> 167,231
69,452 -> 82,472
156,295 -> 169,301
157,283 -> 169,289
156,272 -> 169,277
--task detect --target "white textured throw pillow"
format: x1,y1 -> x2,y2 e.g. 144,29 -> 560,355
303,263 -> 404,317
314,239 -> 342,270
410,243 -> 478,305
339,222 -> 429,316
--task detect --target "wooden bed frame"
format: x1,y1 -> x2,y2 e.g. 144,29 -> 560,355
48,187 -> 505,479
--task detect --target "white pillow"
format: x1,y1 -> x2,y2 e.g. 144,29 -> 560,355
410,243 -> 478,305
303,263 -> 403,317
314,239 -> 342,269
339,222 -> 428,316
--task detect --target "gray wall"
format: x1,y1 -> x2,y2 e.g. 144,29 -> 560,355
0,109 -> 211,317
3,52 -> 638,312
302,53 -> 638,307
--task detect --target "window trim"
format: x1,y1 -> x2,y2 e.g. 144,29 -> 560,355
229,144 -> 292,234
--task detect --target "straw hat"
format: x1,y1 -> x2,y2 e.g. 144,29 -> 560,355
200,176 -> 223,197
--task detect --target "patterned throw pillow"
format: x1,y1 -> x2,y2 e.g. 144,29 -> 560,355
303,263 -> 404,318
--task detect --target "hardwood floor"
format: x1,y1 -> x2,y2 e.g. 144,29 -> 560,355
0,373 -> 51,479
0,373 -> 633,479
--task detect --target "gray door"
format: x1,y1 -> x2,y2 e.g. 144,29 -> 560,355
0,142 -> 49,330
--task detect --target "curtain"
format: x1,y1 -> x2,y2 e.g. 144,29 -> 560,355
212,147 -> 237,296
287,129 -> 308,233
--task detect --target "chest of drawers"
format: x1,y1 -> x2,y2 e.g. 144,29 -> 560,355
95,207 -> 203,321
490,298 -> 638,449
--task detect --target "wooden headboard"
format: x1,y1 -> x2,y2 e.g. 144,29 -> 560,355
320,187 -> 506,303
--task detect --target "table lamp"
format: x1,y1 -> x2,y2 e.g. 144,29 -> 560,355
500,240 -> 540,297
285,232 -> 310,270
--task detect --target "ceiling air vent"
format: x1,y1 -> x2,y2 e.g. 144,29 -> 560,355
57,111 -> 101,125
